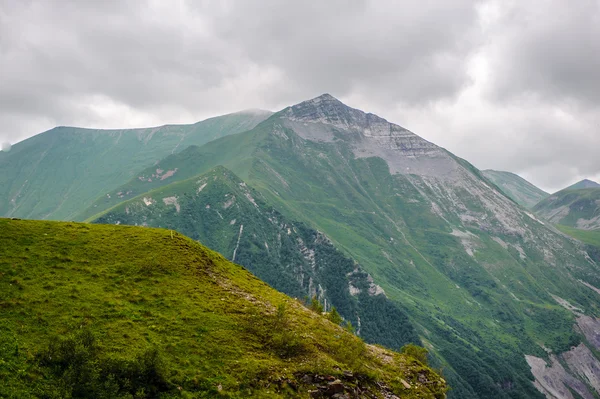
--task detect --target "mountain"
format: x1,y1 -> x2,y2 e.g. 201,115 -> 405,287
93,166 -> 422,351
533,187 -> 600,230
0,110 -> 272,221
83,94 -> 600,398
564,179 -> 600,191
0,218 -> 446,398
481,170 -> 548,209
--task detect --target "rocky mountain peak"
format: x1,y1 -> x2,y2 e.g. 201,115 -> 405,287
283,93 -> 391,132
280,94 -> 458,178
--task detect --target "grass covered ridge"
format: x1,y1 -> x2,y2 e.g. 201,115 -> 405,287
0,218 -> 446,398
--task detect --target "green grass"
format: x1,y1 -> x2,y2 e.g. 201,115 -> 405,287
0,218 -> 446,398
0,112 -> 271,221
555,224 -> 600,247
481,170 -> 549,209
534,188 -> 600,229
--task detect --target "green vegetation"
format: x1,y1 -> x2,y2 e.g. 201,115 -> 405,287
0,111 -> 271,221
481,170 -> 548,209
534,188 -> 600,230
91,166 -> 423,354
6,94 -> 600,398
556,225 -> 600,247
0,218 -> 446,398
79,108 -> 600,398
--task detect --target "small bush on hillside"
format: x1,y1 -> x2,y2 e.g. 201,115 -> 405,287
401,343 -> 429,365
309,296 -> 324,314
326,307 -> 343,325
247,303 -> 307,359
36,329 -> 170,398
271,303 -> 305,358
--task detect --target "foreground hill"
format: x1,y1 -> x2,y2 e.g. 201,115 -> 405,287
534,187 -> 600,230
0,218 -> 446,398
83,94 -> 600,398
0,110 -> 271,220
481,170 -> 548,209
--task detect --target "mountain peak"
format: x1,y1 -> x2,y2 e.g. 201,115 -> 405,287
283,93 -> 389,131
565,179 -> 600,191
278,94 -> 458,178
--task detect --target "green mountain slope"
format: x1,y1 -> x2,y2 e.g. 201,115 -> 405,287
556,225 -> 600,248
0,110 -> 271,221
93,166 -> 422,352
82,94 -> 600,398
0,218 -> 446,398
534,188 -> 600,230
481,170 -> 548,209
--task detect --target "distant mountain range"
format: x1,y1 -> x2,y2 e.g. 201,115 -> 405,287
481,170 -> 549,208
534,184 -> 600,231
3,94 -> 600,399
564,179 -> 600,191
0,110 -> 272,220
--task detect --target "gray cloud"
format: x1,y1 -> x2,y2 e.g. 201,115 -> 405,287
1,0 -> 599,192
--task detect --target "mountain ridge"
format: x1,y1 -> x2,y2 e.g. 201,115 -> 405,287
0,110 -> 272,220
564,179 -> 600,191
481,170 -> 549,209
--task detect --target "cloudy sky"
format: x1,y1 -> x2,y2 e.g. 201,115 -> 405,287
1,0 -> 599,192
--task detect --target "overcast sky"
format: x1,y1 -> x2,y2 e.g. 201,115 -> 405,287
1,0 -> 599,192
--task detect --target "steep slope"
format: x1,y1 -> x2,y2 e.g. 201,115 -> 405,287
93,166 -> 421,351
482,170 -> 548,209
0,218 -> 446,398
534,188 -> 600,230
0,110 -> 271,221
564,179 -> 600,191
83,94 -> 600,398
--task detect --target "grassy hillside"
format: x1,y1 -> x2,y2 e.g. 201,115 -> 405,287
0,110 -> 271,221
481,170 -> 548,209
534,188 -> 600,230
92,166 -> 423,352
0,218 -> 446,398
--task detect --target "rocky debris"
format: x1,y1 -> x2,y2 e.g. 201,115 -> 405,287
526,353 -> 596,399
297,370 -> 444,398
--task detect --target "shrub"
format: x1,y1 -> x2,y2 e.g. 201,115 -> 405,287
326,307 -> 343,325
309,296 -> 324,314
36,329 -> 170,398
401,344 -> 429,365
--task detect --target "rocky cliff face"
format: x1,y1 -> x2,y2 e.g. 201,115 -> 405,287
282,94 -> 459,178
